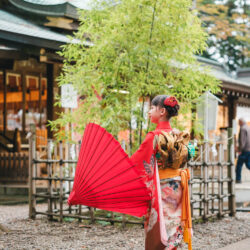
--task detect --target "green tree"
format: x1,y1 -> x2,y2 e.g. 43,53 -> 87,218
197,0 -> 250,71
50,0 -> 219,152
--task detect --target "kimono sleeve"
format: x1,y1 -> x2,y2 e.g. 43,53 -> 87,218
130,132 -> 155,168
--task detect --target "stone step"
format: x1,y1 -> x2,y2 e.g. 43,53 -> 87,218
241,166 -> 250,182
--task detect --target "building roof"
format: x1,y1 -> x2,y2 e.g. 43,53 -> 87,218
23,0 -> 74,4
22,0 -> 92,9
171,56 -> 250,98
0,9 -> 91,50
9,0 -> 94,18
196,56 -> 250,94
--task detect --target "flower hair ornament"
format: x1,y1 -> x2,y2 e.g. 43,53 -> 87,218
164,96 -> 178,107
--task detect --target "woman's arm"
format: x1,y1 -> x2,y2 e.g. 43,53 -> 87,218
130,132 -> 155,167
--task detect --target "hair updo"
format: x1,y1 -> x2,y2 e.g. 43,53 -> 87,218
151,95 -> 180,118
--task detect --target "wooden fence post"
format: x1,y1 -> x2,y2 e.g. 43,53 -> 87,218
77,141 -> 82,222
29,125 -> 36,219
59,141 -> 63,223
218,144 -> 223,218
122,214 -> 126,228
189,162 -> 193,217
203,142 -> 209,220
227,128 -> 236,216
90,207 -> 95,224
47,139 -> 53,220
199,145 -> 203,217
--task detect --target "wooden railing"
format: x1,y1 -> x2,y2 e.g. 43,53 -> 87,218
0,152 -> 29,183
28,129 -> 236,225
0,129 -> 21,152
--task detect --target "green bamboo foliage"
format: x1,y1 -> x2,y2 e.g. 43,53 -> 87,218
50,0 -> 220,150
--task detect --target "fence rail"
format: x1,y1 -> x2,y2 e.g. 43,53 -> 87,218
28,128 -> 236,226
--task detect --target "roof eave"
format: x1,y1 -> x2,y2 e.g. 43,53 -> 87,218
222,81 -> 250,95
9,0 -> 79,19
0,30 -> 64,50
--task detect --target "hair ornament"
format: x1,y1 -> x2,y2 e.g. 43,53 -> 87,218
164,96 -> 178,107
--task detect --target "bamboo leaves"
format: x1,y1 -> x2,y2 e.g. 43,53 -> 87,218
51,0 -> 219,149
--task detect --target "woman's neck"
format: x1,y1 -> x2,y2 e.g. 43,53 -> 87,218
158,117 -> 169,123
156,120 -> 172,130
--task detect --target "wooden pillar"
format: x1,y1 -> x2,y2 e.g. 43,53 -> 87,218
46,64 -> 54,139
3,70 -> 7,134
22,73 -> 26,133
29,124 -> 36,219
227,96 -> 237,127
38,73 -> 42,128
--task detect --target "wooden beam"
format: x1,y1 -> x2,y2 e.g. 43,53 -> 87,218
227,96 -> 238,127
222,82 -> 250,95
237,97 -> 250,107
22,73 -> 26,133
3,69 -> 7,134
0,50 -> 27,60
46,64 -> 54,139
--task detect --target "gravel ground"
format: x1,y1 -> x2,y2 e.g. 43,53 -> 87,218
0,204 -> 250,250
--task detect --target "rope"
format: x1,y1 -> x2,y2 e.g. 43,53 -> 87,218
189,135 -> 234,145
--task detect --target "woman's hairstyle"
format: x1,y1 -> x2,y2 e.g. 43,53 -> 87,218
151,95 -> 180,118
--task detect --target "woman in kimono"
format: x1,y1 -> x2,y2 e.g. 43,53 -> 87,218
130,95 -> 192,250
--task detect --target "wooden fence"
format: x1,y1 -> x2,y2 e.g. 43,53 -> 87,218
0,152 -> 29,183
28,129 -> 236,225
189,129 -> 236,220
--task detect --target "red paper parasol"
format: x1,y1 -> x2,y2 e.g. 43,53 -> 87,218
68,123 -> 151,217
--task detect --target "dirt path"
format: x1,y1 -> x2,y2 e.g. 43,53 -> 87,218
0,204 -> 250,249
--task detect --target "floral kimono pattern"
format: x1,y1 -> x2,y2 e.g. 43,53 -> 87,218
130,121 -> 191,250
143,156 -> 184,250
160,177 -> 183,249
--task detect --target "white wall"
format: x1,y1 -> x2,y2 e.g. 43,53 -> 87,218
236,106 -> 250,123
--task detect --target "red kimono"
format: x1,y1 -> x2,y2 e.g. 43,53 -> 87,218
130,121 -> 192,250
130,121 -> 172,168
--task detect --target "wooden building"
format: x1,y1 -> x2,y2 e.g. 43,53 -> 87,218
0,0 -> 90,185
0,0 -> 91,151
197,57 -> 250,133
